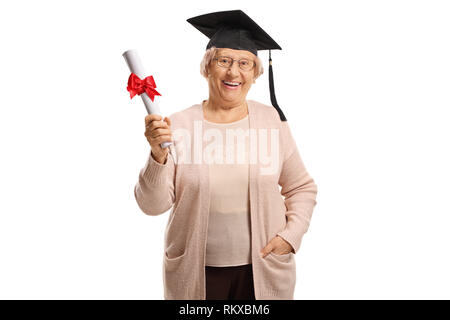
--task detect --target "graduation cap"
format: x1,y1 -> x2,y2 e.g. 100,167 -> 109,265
187,10 -> 287,121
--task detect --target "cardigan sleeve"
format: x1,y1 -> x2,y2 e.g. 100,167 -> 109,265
277,122 -> 318,254
134,148 -> 176,216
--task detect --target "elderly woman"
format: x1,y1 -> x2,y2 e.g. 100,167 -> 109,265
134,10 -> 318,300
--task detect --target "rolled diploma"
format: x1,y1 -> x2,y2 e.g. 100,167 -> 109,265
122,49 -> 172,149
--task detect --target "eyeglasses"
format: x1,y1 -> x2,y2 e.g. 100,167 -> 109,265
213,56 -> 255,71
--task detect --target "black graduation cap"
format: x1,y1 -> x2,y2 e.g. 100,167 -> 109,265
187,10 -> 287,121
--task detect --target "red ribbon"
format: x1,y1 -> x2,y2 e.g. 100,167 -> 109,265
126,73 -> 161,102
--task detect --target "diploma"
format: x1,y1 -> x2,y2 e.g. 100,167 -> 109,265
123,49 -> 172,149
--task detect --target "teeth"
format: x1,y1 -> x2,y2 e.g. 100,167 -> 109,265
224,81 -> 240,86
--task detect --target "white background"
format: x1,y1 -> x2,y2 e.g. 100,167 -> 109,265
0,0 -> 449,299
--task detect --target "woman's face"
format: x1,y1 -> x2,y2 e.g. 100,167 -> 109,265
207,48 -> 256,106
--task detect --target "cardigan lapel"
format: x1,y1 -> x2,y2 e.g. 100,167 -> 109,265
247,100 -> 261,268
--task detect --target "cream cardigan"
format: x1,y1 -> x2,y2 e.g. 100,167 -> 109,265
134,99 -> 318,300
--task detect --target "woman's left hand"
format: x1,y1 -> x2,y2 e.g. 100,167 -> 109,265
261,236 -> 294,258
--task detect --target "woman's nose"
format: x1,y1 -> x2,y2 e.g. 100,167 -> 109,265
227,63 -> 240,76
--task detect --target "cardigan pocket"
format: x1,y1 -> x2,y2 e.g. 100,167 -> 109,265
164,249 -> 187,271
163,250 -> 189,299
261,252 -> 296,294
268,252 -> 294,263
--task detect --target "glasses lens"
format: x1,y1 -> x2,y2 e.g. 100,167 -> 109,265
239,59 -> 254,71
217,56 -> 232,67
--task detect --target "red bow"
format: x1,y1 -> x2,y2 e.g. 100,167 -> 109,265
126,73 -> 161,102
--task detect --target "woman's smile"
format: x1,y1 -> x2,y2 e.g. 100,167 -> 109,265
221,80 -> 242,90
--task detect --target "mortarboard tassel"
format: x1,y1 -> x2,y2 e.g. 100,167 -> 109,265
268,50 -> 287,121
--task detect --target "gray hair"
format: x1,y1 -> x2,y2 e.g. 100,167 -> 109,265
200,46 -> 264,80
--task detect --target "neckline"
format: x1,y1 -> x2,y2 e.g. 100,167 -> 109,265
203,114 -> 248,125
201,100 -> 251,125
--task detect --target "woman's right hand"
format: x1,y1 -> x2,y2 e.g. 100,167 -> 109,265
144,114 -> 172,164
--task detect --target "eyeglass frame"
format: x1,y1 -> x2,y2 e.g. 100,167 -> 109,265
213,56 -> 255,71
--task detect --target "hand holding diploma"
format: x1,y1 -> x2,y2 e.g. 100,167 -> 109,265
144,114 -> 173,164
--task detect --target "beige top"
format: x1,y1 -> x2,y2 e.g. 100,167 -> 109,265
203,115 -> 252,267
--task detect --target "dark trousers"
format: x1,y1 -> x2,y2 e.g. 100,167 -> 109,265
205,264 -> 256,300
